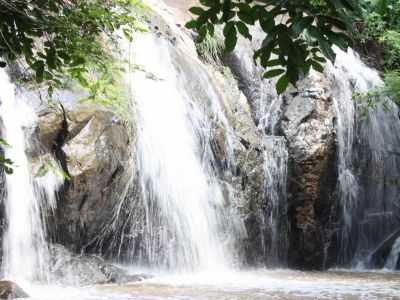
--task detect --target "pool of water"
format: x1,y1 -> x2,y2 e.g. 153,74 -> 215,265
20,269 -> 400,300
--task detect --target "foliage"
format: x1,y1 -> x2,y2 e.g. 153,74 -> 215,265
358,0 -> 400,70
384,71 -> 400,101
0,0 -> 145,89
0,0 -> 147,173
187,0 -> 360,94
354,0 -> 400,106
355,71 -> 400,116
35,160 -> 71,181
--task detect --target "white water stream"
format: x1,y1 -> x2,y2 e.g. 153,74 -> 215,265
327,48 -> 400,268
0,69 -> 62,283
130,34 -> 242,271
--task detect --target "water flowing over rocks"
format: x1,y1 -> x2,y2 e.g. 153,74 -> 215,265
0,0 -> 399,280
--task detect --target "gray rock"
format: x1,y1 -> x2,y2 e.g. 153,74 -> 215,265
36,105 -> 136,252
281,74 -> 337,270
49,244 -> 150,286
0,281 -> 28,299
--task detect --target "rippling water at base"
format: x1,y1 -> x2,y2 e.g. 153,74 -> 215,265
21,269 -> 400,300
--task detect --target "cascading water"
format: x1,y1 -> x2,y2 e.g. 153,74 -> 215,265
326,49 -> 359,265
127,33 -> 243,271
223,36 -> 289,266
0,69 -> 62,282
384,237 -> 400,270
327,48 -> 400,268
261,137 -> 288,266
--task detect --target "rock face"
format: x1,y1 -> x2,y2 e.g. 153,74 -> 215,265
86,2 -> 338,269
281,74 -> 337,270
222,30 -> 338,268
0,281 -> 28,299
36,105 -> 136,252
208,72 -> 269,265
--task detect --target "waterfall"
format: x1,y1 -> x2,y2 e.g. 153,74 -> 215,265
0,69 -> 62,282
261,137 -> 288,266
327,49 -> 360,264
384,237 -> 400,270
327,48 -> 400,268
224,37 -> 290,266
127,34 -> 243,271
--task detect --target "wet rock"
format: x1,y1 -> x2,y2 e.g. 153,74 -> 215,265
205,64 -> 273,265
369,229 -> 400,269
281,74 -> 337,270
37,105 -> 136,252
0,281 -> 28,299
49,244 -> 149,285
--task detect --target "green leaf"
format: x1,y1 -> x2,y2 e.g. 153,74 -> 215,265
263,69 -> 285,78
238,11 -> 255,25
313,56 -> 327,63
32,60 -> 45,83
276,74 -> 289,94
260,17 -> 274,33
189,7 -> 205,16
35,164 -> 49,178
236,21 -> 252,40
277,27 -> 291,50
291,16 -> 314,36
311,60 -> 324,73
265,59 -> 281,67
186,20 -> 198,29
223,22 -> 237,52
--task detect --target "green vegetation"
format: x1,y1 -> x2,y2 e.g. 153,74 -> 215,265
357,0 -> 400,104
35,159 -> 71,181
358,0 -> 400,71
0,0 -> 147,118
0,0 -> 145,88
0,0 -> 147,173
187,0 -> 360,94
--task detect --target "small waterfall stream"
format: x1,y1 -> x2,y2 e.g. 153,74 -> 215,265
129,34 -> 243,271
327,48 -> 400,268
261,137 -> 288,266
0,69 -> 62,282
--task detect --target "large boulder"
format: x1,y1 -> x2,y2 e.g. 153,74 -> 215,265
0,281 -> 28,299
36,105 -> 136,252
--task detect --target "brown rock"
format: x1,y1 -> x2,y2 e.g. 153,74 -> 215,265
0,281 -> 28,299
